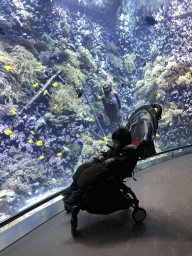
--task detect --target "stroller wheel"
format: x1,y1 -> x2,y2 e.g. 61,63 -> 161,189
132,207 -> 146,223
64,204 -> 72,212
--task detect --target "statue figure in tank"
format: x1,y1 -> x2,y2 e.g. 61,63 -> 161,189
101,82 -> 122,127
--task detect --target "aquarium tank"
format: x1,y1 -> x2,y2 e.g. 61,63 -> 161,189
0,0 -> 192,223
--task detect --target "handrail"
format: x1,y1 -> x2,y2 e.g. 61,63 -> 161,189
1,143 -> 192,229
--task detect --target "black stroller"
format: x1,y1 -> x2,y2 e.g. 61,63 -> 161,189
63,103 -> 162,237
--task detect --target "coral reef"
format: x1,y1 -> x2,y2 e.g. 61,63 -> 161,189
107,41 -> 117,52
9,45 -> 46,95
99,68 -> 114,83
78,46 -> 97,72
65,49 -> 80,67
78,135 -> 105,159
47,82 -> 91,127
156,62 -> 192,89
108,54 -> 122,69
150,44 -> 159,59
92,101 -> 110,125
0,42 -> 26,103
0,150 -> 46,196
54,61 -> 86,88
123,53 -> 136,73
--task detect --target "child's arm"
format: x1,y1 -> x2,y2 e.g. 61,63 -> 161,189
94,152 -> 103,159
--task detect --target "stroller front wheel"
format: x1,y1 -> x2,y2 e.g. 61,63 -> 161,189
132,207 -> 146,223
64,204 -> 72,212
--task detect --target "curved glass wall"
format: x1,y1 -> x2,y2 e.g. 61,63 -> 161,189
0,0 -> 192,225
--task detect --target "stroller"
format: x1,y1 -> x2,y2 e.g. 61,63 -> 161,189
63,103 -> 162,237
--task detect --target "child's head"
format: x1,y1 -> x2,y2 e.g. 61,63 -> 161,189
112,127 -> 132,148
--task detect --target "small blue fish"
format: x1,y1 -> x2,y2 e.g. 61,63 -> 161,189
109,37 -> 114,42
143,22 -> 147,26
78,141 -> 83,147
49,55 -> 57,60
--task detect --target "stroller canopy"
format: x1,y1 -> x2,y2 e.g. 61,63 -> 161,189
125,103 -> 162,160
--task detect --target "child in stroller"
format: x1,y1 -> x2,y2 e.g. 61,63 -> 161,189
63,127 -> 147,207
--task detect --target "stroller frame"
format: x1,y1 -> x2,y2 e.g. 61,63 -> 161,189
63,103 -> 162,237
63,175 -> 146,237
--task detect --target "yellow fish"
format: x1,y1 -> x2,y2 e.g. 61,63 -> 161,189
43,90 -> 48,95
162,98 -> 164,101
57,153 -> 62,156
5,65 -> 12,71
10,110 -> 17,115
170,123 -> 172,126
98,96 -> 102,99
112,83 -> 116,86
4,130 -> 13,136
39,156 -> 45,160
48,113 -> 50,115
53,104 -> 58,109
128,114 -> 131,119
101,81 -> 105,83
156,134 -> 159,137
33,83 -> 39,87
90,118 -> 94,122
36,140 -> 43,146
88,132 -> 90,135
74,98 -> 76,101
27,140 -> 34,143
30,131 -> 35,135
124,99 -> 127,102
104,137 -> 108,144
85,141 -> 88,143
170,102 -> 173,104
157,93 -> 161,97
74,81 -> 77,84
52,82 -> 58,87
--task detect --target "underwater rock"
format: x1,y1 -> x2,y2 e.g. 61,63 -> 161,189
0,198 -> 10,213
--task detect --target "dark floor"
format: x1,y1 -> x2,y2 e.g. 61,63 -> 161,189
0,154 -> 192,256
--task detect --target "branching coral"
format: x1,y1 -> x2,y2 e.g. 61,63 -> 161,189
123,54 -> 136,73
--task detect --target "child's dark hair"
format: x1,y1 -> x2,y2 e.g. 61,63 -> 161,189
112,127 -> 132,146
